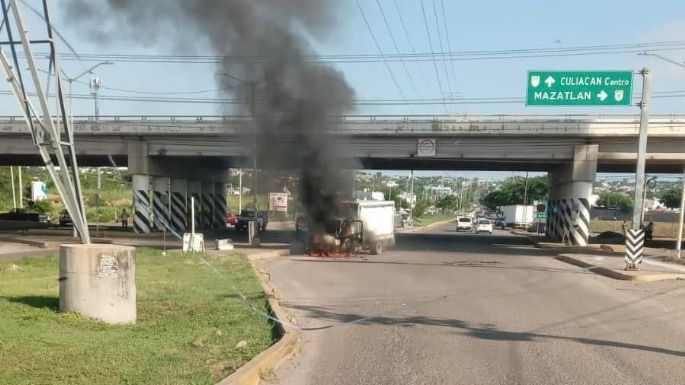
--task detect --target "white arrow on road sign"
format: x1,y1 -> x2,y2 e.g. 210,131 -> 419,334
597,90 -> 608,102
544,76 -> 556,88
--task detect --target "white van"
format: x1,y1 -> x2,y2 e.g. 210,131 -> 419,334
456,216 -> 473,232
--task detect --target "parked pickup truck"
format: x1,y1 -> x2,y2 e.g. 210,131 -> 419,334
235,209 -> 268,232
0,208 -> 49,223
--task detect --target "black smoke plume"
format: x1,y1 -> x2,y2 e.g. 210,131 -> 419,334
65,0 -> 356,231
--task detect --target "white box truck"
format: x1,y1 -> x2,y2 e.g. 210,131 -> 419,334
343,200 -> 396,255
501,205 -> 535,228
294,200 -> 396,256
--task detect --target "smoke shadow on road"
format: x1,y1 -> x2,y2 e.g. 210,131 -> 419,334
387,232 -> 560,258
285,304 -> 685,358
291,257 -> 590,276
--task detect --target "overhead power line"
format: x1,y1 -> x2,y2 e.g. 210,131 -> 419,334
375,0 -> 422,98
27,41 -> 685,64
439,0 -> 465,113
420,0 -> 448,113
431,0 -> 454,98
2,89 -> 684,106
355,0 -> 411,110
392,0 -> 418,54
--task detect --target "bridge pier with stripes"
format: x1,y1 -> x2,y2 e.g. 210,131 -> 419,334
547,144 -> 597,246
131,174 -> 228,236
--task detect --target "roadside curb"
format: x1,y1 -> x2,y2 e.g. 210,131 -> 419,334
217,248 -> 300,385
510,230 -> 608,254
556,254 -> 685,282
0,236 -> 48,248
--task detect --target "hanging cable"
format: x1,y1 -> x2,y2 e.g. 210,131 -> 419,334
354,0 -> 412,112
420,0 -> 448,113
375,0 -> 421,99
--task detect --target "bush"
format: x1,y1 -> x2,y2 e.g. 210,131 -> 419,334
26,199 -> 53,214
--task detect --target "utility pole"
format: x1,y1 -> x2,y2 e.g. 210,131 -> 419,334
250,81 -> 259,244
221,72 -> 262,245
624,68 -> 651,270
10,166 -> 16,208
409,170 -> 415,223
677,168 -> 685,259
17,165 -> 22,208
92,74 -> 102,238
523,171 -> 529,225
238,169 -> 243,213
90,75 -> 101,120
637,53 -> 685,259
632,69 -> 651,230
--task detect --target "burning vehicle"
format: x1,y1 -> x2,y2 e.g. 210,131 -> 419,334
295,200 -> 396,257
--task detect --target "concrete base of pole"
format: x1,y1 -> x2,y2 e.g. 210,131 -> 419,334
59,244 -> 136,324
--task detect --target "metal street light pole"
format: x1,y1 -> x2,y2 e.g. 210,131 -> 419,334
10,166 -> 16,208
17,165 -> 22,208
639,52 -> 685,258
638,52 -> 685,69
222,72 -> 262,245
238,169 -> 243,213
631,69 -> 651,231
58,61 -> 114,128
677,168 -> 685,259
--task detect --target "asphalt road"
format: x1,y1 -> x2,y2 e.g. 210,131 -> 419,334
264,222 -> 685,385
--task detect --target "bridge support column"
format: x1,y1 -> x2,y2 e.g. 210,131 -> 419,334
170,178 -> 187,233
132,175 -> 152,234
152,177 -> 170,232
214,181 -> 228,228
187,180 -> 202,231
547,144 -> 598,246
201,181 -> 215,229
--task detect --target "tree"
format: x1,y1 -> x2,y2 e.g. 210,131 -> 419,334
597,191 -> 633,211
435,195 -> 458,212
412,200 -> 430,219
659,187 -> 682,209
480,190 -> 509,212
479,177 -> 548,211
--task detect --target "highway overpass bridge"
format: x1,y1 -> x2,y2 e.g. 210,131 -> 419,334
2,114 -> 684,246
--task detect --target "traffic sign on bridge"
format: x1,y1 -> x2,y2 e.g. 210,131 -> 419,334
526,71 -> 633,106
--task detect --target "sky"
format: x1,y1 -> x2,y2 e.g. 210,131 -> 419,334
1,0 -> 685,180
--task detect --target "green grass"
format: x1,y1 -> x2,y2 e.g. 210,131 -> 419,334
414,213 -> 453,227
0,249 -> 276,385
590,219 -> 684,239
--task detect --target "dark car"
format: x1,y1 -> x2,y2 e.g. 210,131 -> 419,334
235,209 -> 268,232
58,209 -> 73,226
0,208 -> 49,223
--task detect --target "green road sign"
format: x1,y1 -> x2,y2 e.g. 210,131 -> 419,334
526,71 -> 633,106
537,212 -> 547,219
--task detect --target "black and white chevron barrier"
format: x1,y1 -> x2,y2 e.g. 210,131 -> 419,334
624,229 -> 645,269
132,175 -> 152,234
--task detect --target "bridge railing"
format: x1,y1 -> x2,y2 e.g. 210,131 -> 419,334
1,114 -> 685,123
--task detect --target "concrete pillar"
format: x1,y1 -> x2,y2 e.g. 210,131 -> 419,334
187,180 -> 202,231
201,181 -> 215,229
59,244 -> 136,324
152,177 -> 170,231
215,182 -> 228,228
170,178 -> 187,233
132,175 -> 152,234
547,144 -> 597,246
